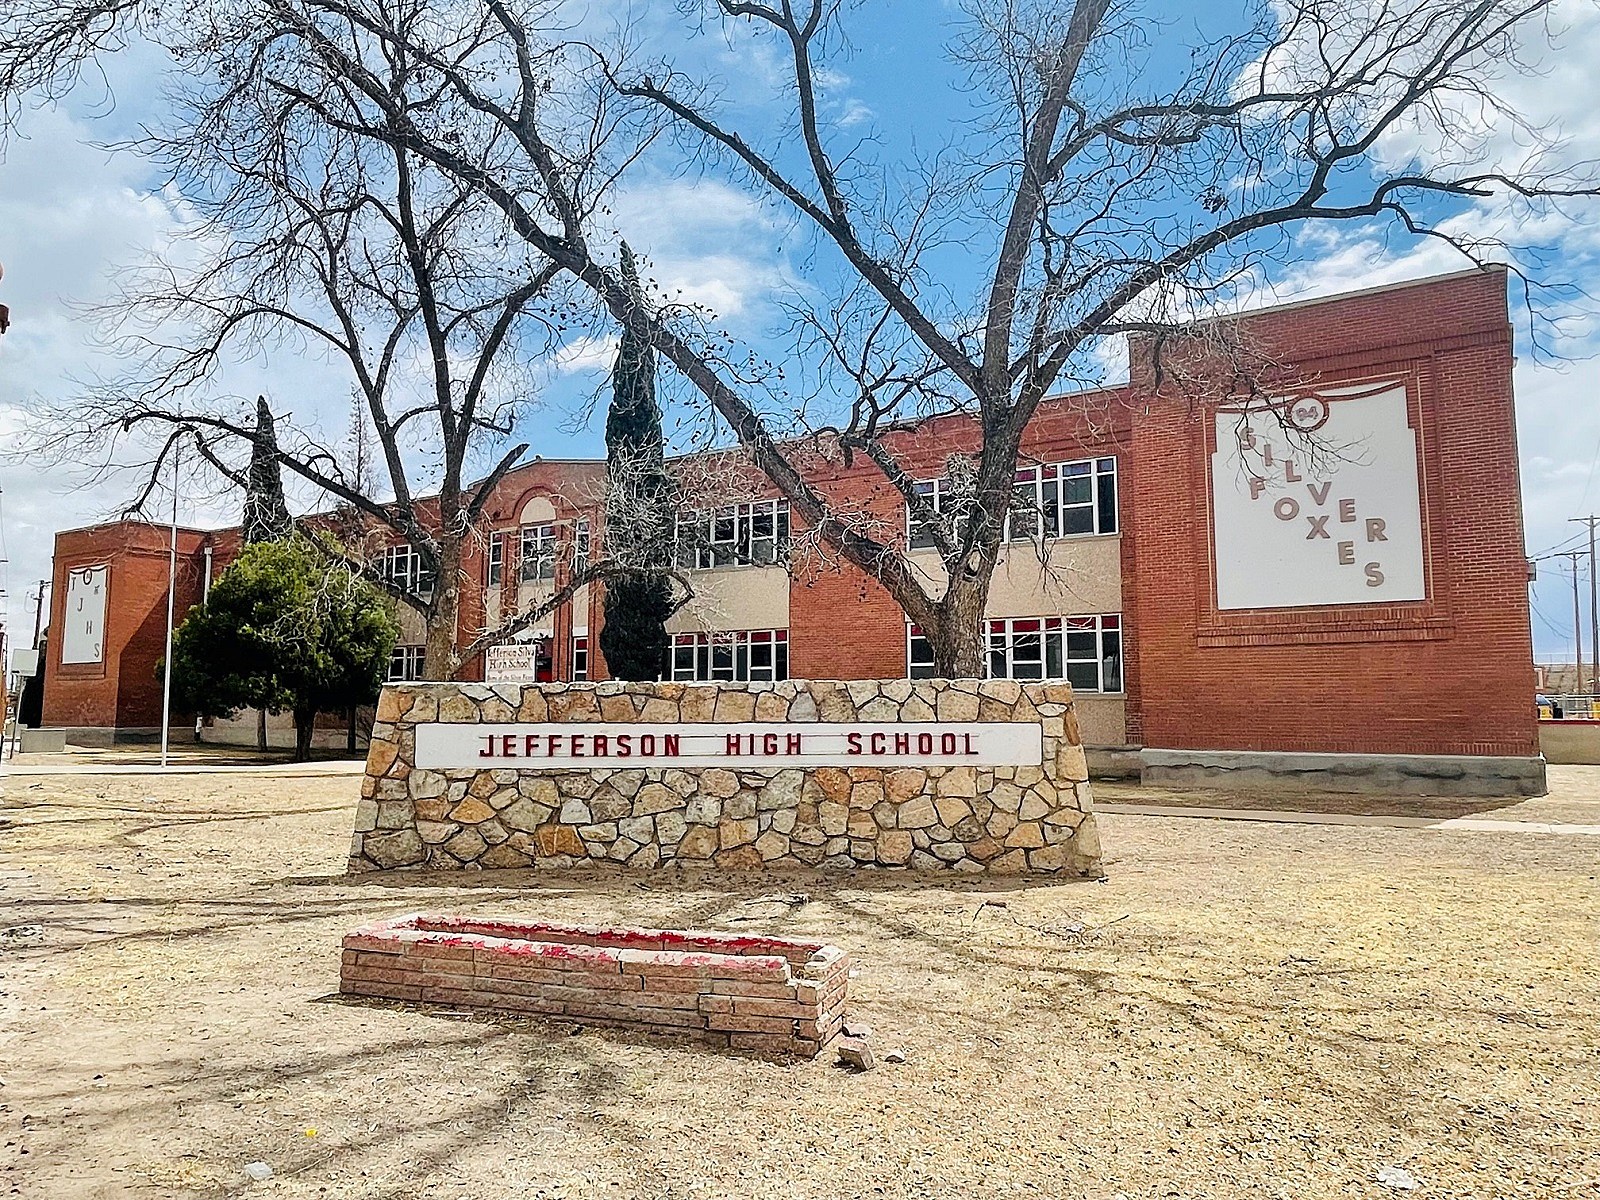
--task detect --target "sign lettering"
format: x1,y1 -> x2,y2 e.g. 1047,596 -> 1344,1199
415,722 -> 1043,770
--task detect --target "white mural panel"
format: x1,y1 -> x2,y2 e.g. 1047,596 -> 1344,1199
61,564 -> 110,664
1212,383 -> 1426,610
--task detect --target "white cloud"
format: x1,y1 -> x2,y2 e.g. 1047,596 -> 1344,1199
552,334 -> 619,374
604,176 -> 795,324
0,102 -> 200,634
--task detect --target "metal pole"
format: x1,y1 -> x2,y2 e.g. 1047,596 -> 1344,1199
1572,552 -> 1584,700
160,444 -> 180,769
30,579 -> 45,647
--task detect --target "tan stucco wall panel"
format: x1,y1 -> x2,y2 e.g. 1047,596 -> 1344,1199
668,567 -> 790,634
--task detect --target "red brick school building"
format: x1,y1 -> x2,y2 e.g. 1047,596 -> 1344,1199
37,268 -> 1543,793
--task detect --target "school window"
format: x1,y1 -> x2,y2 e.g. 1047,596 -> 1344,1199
574,519 -> 591,576
907,456 -> 1118,548
380,544 -> 435,600
387,644 -> 425,682
907,479 -> 946,550
907,615 -> 1122,692
1008,457 -> 1118,538
667,629 -> 789,682
520,523 -> 557,582
488,531 -> 505,586
571,636 -> 589,681
675,500 -> 790,569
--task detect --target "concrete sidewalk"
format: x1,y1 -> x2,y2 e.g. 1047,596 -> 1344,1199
1096,800 -> 1600,836
0,759 -> 366,778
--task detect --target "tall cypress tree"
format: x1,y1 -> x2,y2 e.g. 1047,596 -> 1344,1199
599,246 -> 674,680
242,394 -> 292,545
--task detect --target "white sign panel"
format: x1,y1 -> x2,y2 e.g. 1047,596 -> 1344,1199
415,722 -> 1044,770
1212,383 -> 1426,610
60,564 -> 109,664
485,643 -> 540,682
9,648 -> 40,676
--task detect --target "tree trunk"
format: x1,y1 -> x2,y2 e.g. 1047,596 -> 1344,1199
292,707 -> 316,762
256,707 -> 267,752
422,533 -> 462,680
927,570 -> 992,678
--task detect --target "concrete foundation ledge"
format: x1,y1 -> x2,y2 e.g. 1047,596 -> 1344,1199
1087,745 -> 1142,780
18,728 -> 69,753
1140,748 -> 1548,798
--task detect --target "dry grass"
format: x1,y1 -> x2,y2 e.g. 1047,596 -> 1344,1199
2,766 -> 1597,1199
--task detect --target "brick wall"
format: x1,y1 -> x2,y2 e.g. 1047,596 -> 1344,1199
340,914 -> 850,1059
44,269 -> 1536,764
43,523 -> 211,732
1124,267 -> 1536,757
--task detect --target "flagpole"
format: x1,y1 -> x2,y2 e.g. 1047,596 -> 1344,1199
160,441 -> 180,769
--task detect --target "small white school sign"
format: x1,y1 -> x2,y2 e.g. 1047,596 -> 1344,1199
416,721 -> 1043,770
484,643 -> 540,682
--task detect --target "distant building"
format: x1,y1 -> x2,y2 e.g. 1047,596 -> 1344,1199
41,268 -> 1544,793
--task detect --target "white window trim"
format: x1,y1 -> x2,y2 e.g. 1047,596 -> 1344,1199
675,500 -> 790,570
907,455 -> 1118,548
907,615 -> 1123,693
519,523 -> 558,583
668,628 -> 790,682
387,644 -> 426,682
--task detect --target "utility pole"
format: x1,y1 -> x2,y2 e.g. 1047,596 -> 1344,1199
1557,550 -> 1587,696
31,578 -> 46,646
1573,516 -> 1600,693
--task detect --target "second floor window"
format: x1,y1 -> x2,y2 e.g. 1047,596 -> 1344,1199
572,636 -> 589,681
380,544 -> 435,600
908,456 -> 1118,549
520,524 -> 557,582
1009,457 -> 1118,539
675,500 -> 790,570
488,532 -> 505,586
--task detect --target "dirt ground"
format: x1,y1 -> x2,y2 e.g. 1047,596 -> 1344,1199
1,765 -> 1597,1200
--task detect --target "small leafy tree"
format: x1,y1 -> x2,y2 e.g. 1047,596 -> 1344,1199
600,246 -> 675,681
169,538 -> 398,760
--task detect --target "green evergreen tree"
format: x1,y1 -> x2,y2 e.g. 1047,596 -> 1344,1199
600,246 -> 674,680
242,394 -> 292,545
167,537 -> 398,760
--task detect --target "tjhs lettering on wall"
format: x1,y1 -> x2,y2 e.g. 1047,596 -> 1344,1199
1211,382 -> 1428,611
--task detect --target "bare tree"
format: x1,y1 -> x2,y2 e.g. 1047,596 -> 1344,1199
5,0 -> 1596,674
12,0 -> 669,679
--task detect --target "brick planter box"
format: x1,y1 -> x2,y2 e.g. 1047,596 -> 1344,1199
340,914 -> 850,1058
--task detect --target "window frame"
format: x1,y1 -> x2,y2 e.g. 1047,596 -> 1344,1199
907,614 -> 1123,693
571,635 -> 589,682
488,531 -> 505,587
667,629 -> 789,682
386,644 -> 425,682
519,523 -> 558,583
675,500 -> 791,570
380,544 -> 435,601
907,455 -> 1119,548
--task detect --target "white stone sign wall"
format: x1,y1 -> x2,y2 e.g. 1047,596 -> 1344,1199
1211,382 -> 1427,609
352,679 -> 1102,877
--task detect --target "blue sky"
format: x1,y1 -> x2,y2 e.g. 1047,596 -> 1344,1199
2,0 -> 1599,661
